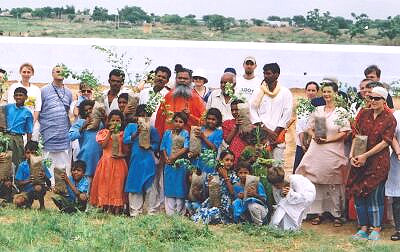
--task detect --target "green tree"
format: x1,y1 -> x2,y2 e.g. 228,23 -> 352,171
92,6 -> 109,22
251,18 -> 264,26
181,14 -> 197,26
348,13 -> 370,39
333,16 -> 351,29
203,15 -> 233,32
292,15 -> 306,27
306,9 -> 323,30
267,16 -> 281,21
119,6 -> 150,24
377,15 -> 400,40
32,8 -> 47,20
160,14 -> 182,24
10,8 -> 32,17
68,14 -> 76,22
321,12 -> 341,39
63,5 -> 75,15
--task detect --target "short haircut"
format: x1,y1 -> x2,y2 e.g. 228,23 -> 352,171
321,82 -> 338,92
236,161 -> 252,173
108,109 -> 125,126
366,81 -> 384,89
135,104 -> 151,117
364,65 -> 381,78
14,87 -> 27,96
155,66 -> 171,80
118,93 -> 129,102
219,149 -> 235,161
206,108 -> 223,128
267,166 -> 285,185
305,81 -> 319,91
176,67 -> 193,79
19,63 -> 34,74
173,111 -> 188,124
79,82 -> 92,90
109,69 -> 125,81
231,99 -> 244,106
25,140 -> 39,152
263,63 -> 280,74
72,160 -> 86,173
78,99 -> 95,118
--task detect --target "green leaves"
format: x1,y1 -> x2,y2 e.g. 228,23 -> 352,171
145,90 -> 164,115
200,149 -> 217,168
0,132 -> 10,153
295,98 -> 315,119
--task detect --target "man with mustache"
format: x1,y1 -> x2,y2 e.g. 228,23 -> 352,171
155,67 -> 205,137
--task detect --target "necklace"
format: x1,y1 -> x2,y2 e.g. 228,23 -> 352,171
52,83 -> 66,100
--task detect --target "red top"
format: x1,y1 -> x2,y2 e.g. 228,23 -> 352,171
222,119 -> 247,165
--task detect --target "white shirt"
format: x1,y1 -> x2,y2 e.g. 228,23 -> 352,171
386,110 -> 400,197
139,87 -> 169,127
8,82 -> 42,112
102,86 -> 135,115
235,75 -> 262,103
249,85 -> 293,131
206,89 -> 234,122
295,117 -> 308,146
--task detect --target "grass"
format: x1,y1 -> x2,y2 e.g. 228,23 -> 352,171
0,206 -> 399,251
2,16 -> 400,46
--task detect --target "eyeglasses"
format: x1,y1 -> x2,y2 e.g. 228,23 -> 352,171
81,90 -> 92,94
368,96 -> 384,101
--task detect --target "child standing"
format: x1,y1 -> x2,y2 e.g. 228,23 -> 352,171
5,87 -> 33,168
52,160 -> 89,213
188,108 -> 223,174
268,166 -> 316,230
15,141 -> 51,210
123,105 -> 160,216
232,162 -> 268,225
69,100 -> 103,188
161,112 -> 190,215
192,150 -> 239,224
90,110 -> 128,214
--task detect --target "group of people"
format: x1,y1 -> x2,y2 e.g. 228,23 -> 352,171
0,59 -> 398,241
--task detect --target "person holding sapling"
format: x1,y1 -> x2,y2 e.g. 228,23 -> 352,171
232,162 -> 268,225
90,110 -> 128,215
51,161 -> 89,213
123,105 -> 161,216
161,112 -> 190,215
186,169 -> 207,216
191,150 -> 238,224
14,141 -> 51,210
102,69 -> 134,115
268,166 -> 316,230
347,87 -> 396,241
222,99 -> 247,165
68,100 -> 103,191
296,82 -> 350,227
5,87 -> 33,168
293,81 -> 319,172
188,108 -> 223,174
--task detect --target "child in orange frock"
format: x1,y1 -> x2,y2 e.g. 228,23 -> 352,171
90,110 -> 128,214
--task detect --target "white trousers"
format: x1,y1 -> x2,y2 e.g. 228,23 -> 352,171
272,143 -> 285,162
128,184 -> 160,216
248,202 -> 268,226
44,149 -> 72,186
164,197 -> 185,216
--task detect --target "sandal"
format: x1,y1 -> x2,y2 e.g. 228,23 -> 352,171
333,218 -> 343,227
391,231 -> 400,241
311,216 -> 322,225
352,230 -> 368,240
368,230 -> 380,241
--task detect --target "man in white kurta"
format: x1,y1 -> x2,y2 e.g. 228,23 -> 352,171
270,174 -> 316,230
249,63 -> 292,161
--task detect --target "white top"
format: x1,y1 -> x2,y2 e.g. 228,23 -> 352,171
206,89 -> 234,122
295,116 -> 308,146
139,87 -> 169,127
249,85 -> 293,131
102,86 -> 135,115
235,75 -> 262,103
386,110 -> 400,197
7,82 -> 42,112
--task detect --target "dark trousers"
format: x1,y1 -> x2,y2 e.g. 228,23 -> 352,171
393,197 -> 400,231
293,145 -> 305,174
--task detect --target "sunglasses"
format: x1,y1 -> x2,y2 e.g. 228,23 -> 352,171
81,90 -> 92,94
368,96 -> 384,101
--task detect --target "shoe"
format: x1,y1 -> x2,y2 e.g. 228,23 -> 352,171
368,230 -> 380,241
352,230 -> 368,240
391,231 -> 400,241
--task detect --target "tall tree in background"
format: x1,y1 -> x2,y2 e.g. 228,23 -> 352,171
119,6 -> 150,24
203,14 -> 234,32
92,6 -> 109,22
292,15 -> 306,27
378,15 -> 400,40
348,13 -> 370,39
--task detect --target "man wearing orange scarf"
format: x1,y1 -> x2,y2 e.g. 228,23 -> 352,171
249,63 -> 293,161
155,67 -> 205,137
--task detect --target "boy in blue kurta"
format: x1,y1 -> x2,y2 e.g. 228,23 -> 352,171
123,105 -> 160,216
232,163 -> 268,225
161,112 -> 190,216
5,87 -> 33,168
15,141 -> 51,210
69,100 -> 103,188
52,160 -> 89,213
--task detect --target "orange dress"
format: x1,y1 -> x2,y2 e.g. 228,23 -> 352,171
90,129 -> 128,207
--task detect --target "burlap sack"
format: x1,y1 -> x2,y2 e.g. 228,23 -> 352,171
0,106 -> 6,130
87,101 -> 105,130
138,117 -> 151,149
171,134 -> 184,156
314,116 -> 327,139
188,172 -> 203,202
303,132 -> 312,147
352,135 -> 368,157
237,103 -> 253,134
208,175 -> 221,207
244,175 -> 260,199
0,151 -> 12,181
29,155 -> 45,185
189,126 -> 202,156
54,168 -> 67,195
111,133 -> 120,157
125,95 -> 140,116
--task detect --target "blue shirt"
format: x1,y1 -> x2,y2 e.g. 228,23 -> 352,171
6,104 -> 33,134
66,175 -> 89,202
15,160 -> 52,192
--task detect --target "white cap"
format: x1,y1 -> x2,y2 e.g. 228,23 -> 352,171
192,69 -> 208,83
371,86 -> 388,100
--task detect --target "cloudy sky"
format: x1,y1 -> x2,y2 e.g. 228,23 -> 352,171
1,0 -> 399,19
